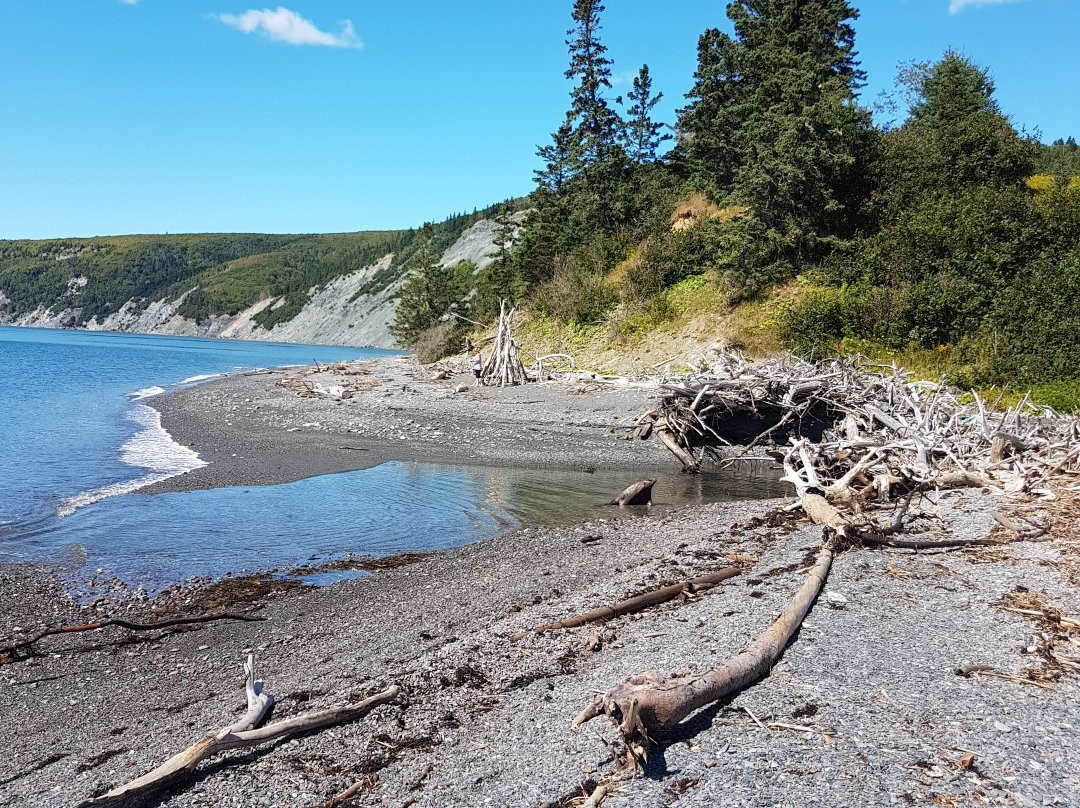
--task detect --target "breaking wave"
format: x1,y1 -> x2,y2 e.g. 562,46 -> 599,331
56,404 -> 206,518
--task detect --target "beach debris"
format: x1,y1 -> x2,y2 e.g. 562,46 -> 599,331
79,654 -> 399,807
277,361 -> 378,401
573,539 -> 834,764
480,300 -> 527,387
824,589 -> 848,609
0,611 -> 264,662
510,566 -> 741,643
610,479 -> 655,507
533,352 -> 575,380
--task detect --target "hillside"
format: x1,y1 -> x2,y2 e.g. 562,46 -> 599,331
0,206 -> 519,349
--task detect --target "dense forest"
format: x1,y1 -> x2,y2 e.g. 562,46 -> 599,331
391,0 -> 1080,409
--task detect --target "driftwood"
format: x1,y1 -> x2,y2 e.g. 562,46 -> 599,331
80,654 -> 398,808
645,350 -> 1079,502
574,539 -> 834,760
0,611 -> 264,659
572,349 -> 1076,766
534,353 -> 575,378
610,479 -> 655,506
481,300 -> 527,387
511,567 -> 742,643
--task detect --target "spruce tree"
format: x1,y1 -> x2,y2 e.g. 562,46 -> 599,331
678,0 -> 872,292
475,203 -> 523,320
621,64 -> 671,165
534,119 -> 577,195
390,226 -> 470,347
564,0 -> 621,166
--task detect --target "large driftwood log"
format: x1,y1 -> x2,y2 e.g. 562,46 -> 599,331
573,539 -> 833,760
656,427 -> 700,473
611,479 -> 655,506
511,567 -> 742,643
80,655 -> 399,808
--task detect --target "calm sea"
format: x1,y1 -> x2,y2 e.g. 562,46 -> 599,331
0,326 -> 782,591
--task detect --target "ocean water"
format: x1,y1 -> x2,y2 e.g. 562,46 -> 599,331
0,326 -> 784,590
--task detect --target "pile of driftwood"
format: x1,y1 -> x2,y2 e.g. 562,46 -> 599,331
642,351 -> 1079,495
277,362 -> 377,401
480,301 -> 527,387
576,350 -> 1079,765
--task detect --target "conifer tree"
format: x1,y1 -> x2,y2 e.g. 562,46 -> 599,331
564,0 -> 621,166
678,0 -> 872,292
621,64 -> 671,164
534,119 -> 577,195
475,203 -> 523,319
390,226 -> 470,346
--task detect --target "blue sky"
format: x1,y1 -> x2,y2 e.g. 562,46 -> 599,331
1,0 -> 1076,240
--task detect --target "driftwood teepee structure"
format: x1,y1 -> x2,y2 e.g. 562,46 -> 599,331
481,300 -> 527,387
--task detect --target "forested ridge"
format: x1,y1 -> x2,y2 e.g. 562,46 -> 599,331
390,0 -> 1080,410
0,204 -> 504,333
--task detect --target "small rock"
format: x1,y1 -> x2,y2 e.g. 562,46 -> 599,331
824,590 -> 848,609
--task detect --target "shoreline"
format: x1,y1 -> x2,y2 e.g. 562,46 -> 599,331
144,356 -> 672,494
2,356 -> 1077,807
3,488 -> 1077,807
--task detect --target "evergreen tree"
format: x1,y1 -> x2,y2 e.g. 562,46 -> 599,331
880,52 -> 1039,208
678,0 -> 872,293
674,27 -> 743,190
564,0 -> 621,166
534,119 -> 577,194
620,64 -> 671,164
389,226 -> 471,347
475,203 -> 524,319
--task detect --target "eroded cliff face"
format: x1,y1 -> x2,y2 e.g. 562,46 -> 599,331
0,215 -> 520,348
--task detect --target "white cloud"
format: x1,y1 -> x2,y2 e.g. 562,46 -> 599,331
217,7 -> 362,48
948,0 -> 1031,14
118,0 -> 143,5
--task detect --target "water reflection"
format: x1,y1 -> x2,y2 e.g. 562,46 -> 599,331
17,460 -> 785,590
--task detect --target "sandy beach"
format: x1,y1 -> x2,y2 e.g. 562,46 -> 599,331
2,358 -> 1078,808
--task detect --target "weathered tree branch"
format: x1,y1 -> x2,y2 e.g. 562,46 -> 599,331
511,567 -> 742,643
1,611 -> 264,659
573,538 -> 833,760
79,654 -> 399,808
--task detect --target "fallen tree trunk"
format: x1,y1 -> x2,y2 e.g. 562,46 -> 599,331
610,479 -> 655,506
80,654 -> 399,808
511,567 -> 742,643
656,427 -> 700,473
1,611 -> 264,659
573,538 -> 834,760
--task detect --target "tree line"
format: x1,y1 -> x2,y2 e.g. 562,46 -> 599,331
391,0 -> 1079,406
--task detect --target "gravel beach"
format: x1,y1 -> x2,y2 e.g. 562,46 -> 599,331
2,358 -> 1078,808
144,356 -> 671,493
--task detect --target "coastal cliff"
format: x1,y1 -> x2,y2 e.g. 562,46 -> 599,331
0,210 -> 523,349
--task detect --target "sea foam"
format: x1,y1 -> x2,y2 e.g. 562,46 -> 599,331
129,385 -> 166,400
178,373 -> 222,385
56,404 -> 207,517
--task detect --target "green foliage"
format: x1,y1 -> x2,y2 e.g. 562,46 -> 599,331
620,64 -> 671,165
389,225 -> 475,347
474,203 -> 525,322
532,240 -> 618,325
676,0 -> 873,296
1043,136 -> 1080,177
0,234 -> 294,323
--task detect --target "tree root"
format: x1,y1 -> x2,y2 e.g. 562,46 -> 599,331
573,537 -> 833,761
511,567 -> 741,643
